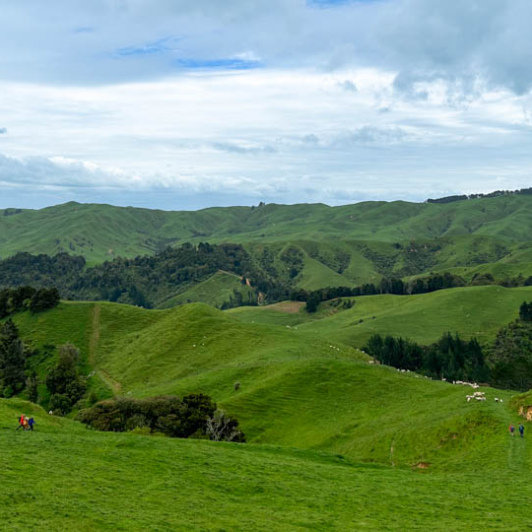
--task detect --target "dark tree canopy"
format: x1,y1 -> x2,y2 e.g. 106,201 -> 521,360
365,332 -> 489,384
0,319 -> 26,397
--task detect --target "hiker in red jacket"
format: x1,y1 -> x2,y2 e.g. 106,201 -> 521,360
16,414 -> 26,431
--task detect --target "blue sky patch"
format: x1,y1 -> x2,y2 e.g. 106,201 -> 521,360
308,0 -> 381,7
116,38 -> 175,57
176,57 -> 261,70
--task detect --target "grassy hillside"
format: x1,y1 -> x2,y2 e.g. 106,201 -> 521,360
1,396 -> 531,530
6,298 -> 532,529
9,297 -> 529,466
231,285 -> 532,346
158,270 -> 257,309
2,195 -> 532,266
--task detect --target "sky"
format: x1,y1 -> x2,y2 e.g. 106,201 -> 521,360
1,0 -> 532,210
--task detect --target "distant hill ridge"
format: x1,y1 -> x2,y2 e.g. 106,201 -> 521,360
1,194 -> 532,265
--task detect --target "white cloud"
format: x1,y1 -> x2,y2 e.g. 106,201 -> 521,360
1,66 -> 532,208
1,1 -> 532,93
1,1 -> 532,208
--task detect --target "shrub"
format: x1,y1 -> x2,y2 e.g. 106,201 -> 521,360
49,393 -> 73,416
78,394 -> 244,442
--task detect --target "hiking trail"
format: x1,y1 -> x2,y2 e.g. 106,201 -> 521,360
89,305 -> 122,394
501,406 -> 528,471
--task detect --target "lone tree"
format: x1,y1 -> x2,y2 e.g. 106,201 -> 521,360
46,343 -> 86,414
206,410 -> 246,442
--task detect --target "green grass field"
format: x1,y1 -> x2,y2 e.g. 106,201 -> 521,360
1,342 -> 531,530
1,395 -> 531,531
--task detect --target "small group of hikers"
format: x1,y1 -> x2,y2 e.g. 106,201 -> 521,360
509,424 -> 525,438
15,414 -> 35,432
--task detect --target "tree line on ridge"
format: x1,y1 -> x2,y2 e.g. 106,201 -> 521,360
364,300 -> 532,391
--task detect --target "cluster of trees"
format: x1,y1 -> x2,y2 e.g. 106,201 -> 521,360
0,320 -> 26,398
519,301 -> 532,321
78,394 -> 245,442
365,332 -> 489,383
0,317 -> 87,411
365,300 -> 532,391
489,320 -> 532,392
0,252 -> 85,291
219,287 -> 258,310
486,299 -> 532,391
0,286 -> 60,318
296,273 -> 468,313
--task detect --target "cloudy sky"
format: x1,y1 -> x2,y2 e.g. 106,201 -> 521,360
1,0 -> 532,210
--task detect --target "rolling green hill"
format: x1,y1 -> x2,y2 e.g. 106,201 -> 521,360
8,294 -> 528,466
1,194 -> 532,267
157,270 -> 257,309
3,295 -> 532,529
230,285 -> 532,347
4,195 -> 532,528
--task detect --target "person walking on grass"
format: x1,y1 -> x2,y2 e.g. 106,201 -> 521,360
28,417 -> 35,431
509,424 -> 515,437
519,424 -> 525,438
15,414 -> 26,431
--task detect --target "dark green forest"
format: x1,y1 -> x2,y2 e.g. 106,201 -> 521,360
1,245 -> 531,311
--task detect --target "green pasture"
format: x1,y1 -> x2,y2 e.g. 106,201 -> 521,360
231,285 -> 532,347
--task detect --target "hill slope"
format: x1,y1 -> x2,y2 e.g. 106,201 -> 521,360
231,285 -> 532,346
9,298 -> 526,467
2,195 -> 532,264
5,297 -> 532,529
1,396 -> 531,531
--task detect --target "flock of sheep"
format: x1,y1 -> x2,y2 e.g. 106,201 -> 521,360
385,370 -> 504,404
